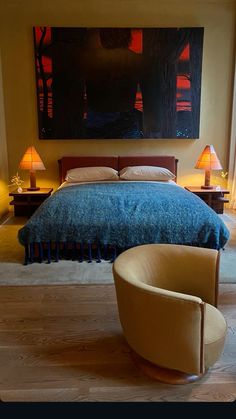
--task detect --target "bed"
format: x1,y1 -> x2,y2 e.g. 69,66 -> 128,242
18,155 -> 230,264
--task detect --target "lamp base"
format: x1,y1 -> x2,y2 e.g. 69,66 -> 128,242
27,187 -> 40,191
201,185 -> 214,190
202,170 -> 213,190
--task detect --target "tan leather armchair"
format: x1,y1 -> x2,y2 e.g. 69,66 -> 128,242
113,244 -> 227,384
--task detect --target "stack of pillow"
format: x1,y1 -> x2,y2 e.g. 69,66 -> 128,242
65,165 -> 176,183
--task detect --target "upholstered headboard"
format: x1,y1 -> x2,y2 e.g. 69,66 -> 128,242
58,155 -> 178,183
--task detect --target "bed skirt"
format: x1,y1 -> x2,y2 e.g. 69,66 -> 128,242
23,239 -> 222,265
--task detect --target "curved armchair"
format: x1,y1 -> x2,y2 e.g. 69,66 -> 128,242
113,244 -> 227,384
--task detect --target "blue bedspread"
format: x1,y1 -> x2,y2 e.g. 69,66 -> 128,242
18,182 -> 230,262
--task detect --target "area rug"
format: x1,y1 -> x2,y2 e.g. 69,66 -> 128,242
0,212 -> 235,285
0,215 -> 113,285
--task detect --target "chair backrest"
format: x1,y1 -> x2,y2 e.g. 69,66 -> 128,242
113,262 -> 205,375
113,244 -> 219,305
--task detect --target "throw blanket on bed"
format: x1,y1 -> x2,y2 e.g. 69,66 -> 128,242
18,182 -> 230,264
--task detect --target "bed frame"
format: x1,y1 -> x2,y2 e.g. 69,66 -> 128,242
21,155 -> 229,265
58,155 -> 178,183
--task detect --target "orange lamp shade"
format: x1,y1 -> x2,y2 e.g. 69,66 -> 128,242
195,145 -> 222,171
19,146 -> 46,171
195,145 -> 222,189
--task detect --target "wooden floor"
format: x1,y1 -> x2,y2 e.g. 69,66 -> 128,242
0,283 -> 236,402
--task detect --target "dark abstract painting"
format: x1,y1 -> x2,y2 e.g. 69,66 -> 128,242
33,27 -> 204,139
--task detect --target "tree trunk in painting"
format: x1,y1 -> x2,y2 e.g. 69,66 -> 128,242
51,28 -> 87,139
142,28 -> 198,138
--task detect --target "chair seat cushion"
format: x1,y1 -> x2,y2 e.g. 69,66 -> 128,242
204,303 -> 227,369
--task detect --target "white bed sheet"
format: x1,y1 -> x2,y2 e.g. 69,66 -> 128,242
57,179 -> 179,190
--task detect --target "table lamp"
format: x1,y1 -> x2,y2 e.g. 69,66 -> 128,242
195,144 -> 222,189
19,146 -> 46,191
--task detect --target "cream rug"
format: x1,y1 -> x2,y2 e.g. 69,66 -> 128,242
0,212 -> 235,285
0,215 -> 113,285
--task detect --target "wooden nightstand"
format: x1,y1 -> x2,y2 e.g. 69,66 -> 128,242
9,188 -> 53,217
184,186 -> 230,214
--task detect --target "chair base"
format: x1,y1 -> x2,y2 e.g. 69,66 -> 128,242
131,351 -> 205,385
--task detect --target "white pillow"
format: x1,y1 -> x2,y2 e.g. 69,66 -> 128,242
119,165 -> 175,181
65,166 -> 119,183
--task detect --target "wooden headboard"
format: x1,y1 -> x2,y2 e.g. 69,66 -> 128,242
58,155 -> 178,183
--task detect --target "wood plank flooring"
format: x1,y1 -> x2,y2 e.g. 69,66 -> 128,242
0,283 -> 236,402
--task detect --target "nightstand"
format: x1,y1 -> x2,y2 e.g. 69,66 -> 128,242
9,188 -> 53,217
184,186 -> 230,214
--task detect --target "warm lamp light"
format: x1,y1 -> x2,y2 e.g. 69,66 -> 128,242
19,146 -> 45,191
195,144 -> 222,189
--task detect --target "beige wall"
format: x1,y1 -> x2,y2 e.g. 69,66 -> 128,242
0,0 -> 235,193
0,50 -> 9,219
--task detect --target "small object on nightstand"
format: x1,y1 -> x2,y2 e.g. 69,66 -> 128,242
9,188 -> 53,217
185,186 -> 229,214
8,172 -> 24,193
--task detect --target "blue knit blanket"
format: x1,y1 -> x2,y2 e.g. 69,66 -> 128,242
18,182 -> 230,263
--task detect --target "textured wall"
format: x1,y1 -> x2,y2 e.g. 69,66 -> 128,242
0,0 -> 235,193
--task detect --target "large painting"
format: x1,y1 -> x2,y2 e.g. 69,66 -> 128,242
33,27 -> 204,139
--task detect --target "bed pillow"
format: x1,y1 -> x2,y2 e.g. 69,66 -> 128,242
119,165 -> 176,181
65,166 -> 119,183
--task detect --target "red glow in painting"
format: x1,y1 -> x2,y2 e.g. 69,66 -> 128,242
130,30 -> 143,54
34,27 -> 51,46
35,27 -> 53,118
177,75 -> 190,90
179,44 -> 190,61
177,101 -> 191,111
135,90 -> 143,112
176,43 -> 191,112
